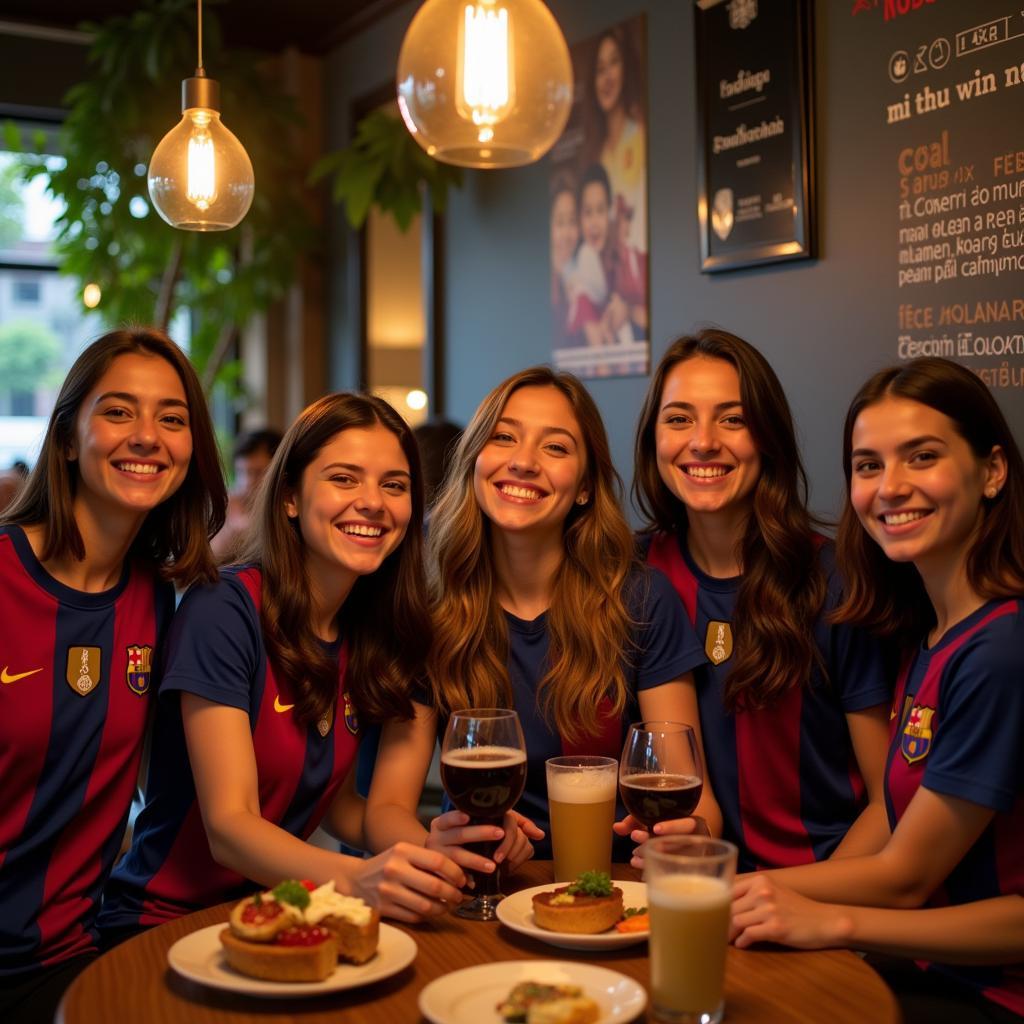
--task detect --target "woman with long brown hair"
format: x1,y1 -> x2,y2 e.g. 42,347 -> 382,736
731,357 -> 1024,1024
0,328 -> 225,1024
623,329 -> 891,872
98,392 -> 465,939
364,366 -> 709,873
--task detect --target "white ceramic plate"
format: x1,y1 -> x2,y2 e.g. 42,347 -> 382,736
166,922 -> 416,998
419,960 -> 646,1024
495,880 -> 649,951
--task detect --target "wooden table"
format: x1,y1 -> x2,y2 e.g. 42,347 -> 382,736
59,862 -> 900,1023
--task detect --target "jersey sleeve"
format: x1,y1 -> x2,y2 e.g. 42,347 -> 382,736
158,575 -> 262,712
922,616 -> 1024,813
632,566 -> 707,691
822,554 -> 892,712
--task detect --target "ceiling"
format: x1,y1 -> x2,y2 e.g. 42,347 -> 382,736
0,0 -> 410,55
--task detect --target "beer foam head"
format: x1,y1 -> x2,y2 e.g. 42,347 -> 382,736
441,745 -> 526,768
547,766 -> 617,803
649,873 -> 730,909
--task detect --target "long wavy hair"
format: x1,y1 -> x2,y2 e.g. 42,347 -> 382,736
240,393 -> 429,727
583,24 -> 645,167
633,330 -> 826,711
428,367 -> 636,742
2,327 -> 224,587
834,357 -> 1024,639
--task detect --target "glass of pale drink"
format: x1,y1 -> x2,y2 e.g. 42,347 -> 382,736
545,756 -> 618,882
645,836 -> 738,1024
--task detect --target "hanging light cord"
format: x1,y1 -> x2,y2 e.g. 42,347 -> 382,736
196,0 -> 204,76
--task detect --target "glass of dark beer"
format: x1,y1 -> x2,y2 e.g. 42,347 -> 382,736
619,721 -> 703,831
440,708 -> 527,921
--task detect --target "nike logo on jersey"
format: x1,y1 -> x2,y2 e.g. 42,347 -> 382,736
274,695 -> 295,713
1,666 -> 44,685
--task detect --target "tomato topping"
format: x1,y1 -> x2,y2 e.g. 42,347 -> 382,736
275,925 -> 331,947
300,879 -> 317,892
241,899 -> 284,925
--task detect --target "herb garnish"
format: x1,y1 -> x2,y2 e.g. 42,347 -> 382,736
271,879 -> 311,909
566,871 -> 613,897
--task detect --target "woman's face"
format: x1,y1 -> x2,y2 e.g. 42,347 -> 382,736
286,423 -> 413,589
473,385 -> 588,544
849,396 -> 1005,573
594,36 -> 624,115
70,352 -> 193,521
580,181 -> 610,252
550,190 -> 579,271
654,356 -> 761,518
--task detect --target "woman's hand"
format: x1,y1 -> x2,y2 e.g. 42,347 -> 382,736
612,814 -> 708,870
425,810 -> 543,876
730,873 -> 852,950
347,842 -> 466,924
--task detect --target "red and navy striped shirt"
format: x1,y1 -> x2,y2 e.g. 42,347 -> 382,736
0,525 -> 173,975
98,565 -> 360,931
885,597 -> 1024,1016
645,531 -> 891,872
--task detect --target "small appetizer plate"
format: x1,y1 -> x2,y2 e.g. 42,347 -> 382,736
419,960 -> 646,1024
495,880 -> 649,951
166,922 -> 416,997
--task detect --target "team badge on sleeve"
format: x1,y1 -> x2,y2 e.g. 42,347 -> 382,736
126,645 -> 153,696
705,621 -> 733,665
66,646 -> 101,696
343,691 -> 359,735
901,705 -> 936,764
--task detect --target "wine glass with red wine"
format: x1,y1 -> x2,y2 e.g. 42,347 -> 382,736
619,721 -> 703,832
440,708 -> 527,921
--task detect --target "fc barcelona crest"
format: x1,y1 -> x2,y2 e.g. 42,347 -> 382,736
901,704 -> 936,764
126,645 -> 153,696
705,621 -> 733,666
66,646 -> 101,696
343,691 -> 359,735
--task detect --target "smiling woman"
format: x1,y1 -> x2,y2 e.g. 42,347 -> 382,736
98,391 -> 467,945
0,327 -> 226,1024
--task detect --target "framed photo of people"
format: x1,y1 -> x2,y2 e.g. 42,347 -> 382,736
695,0 -> 816,273
549,15 -> 649,378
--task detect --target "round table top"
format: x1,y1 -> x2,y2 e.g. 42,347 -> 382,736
59,861 -> 900,1024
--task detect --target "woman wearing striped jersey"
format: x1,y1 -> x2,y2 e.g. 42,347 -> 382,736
0,328 -> 226,1024
731,358 -> 1024,1024
99,393 -> 465,937
621,329 -> 892,871
364,366 -> 709,873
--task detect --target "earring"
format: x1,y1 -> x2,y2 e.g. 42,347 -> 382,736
576,495 -> 587,505
985,487 -> 998,499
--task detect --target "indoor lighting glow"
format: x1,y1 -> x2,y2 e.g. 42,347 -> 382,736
397,0 -> 572,169
406,389 -> 428,411
147,0 -> 254,231
82,283 -> 101,308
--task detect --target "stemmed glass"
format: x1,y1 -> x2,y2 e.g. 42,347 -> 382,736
440,708 -> 527,921
619,721 -> 704,832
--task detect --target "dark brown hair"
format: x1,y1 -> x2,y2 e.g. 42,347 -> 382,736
428,367 -> 637,742
583,24 -> 645,167
240,392 -> 430,727
835,357 -> 1024,638
2,327 -> 225,587
633,329 -> 826,711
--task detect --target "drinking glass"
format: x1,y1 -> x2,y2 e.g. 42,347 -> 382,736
646,836 -> 738,1024
440,708 -> 527,921
545,755 -> 618,882
619,721 -> 703,830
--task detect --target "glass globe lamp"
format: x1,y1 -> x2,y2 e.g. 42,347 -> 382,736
148,75 -> 255,232
397,0 -> 573,169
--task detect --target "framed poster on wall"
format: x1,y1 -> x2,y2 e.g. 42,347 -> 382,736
695,0 -> 815,272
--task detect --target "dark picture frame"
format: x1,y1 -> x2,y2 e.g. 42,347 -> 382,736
695,0 -> 815,273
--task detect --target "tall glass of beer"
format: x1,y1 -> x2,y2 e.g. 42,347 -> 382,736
440,708 -> 527,921
645,836 -> 738,1024
545,755 -> 617,882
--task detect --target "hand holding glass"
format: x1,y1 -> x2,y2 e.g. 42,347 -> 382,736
440,708 -> 527,921
619,721 -> 703,830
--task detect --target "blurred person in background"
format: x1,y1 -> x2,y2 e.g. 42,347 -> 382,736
211,428 -> 282,561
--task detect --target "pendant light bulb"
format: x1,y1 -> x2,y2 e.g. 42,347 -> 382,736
397,0 -> 572,169
147,1 -> 254,231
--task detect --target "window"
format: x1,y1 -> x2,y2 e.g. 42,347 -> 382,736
12,280 -> 40,304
